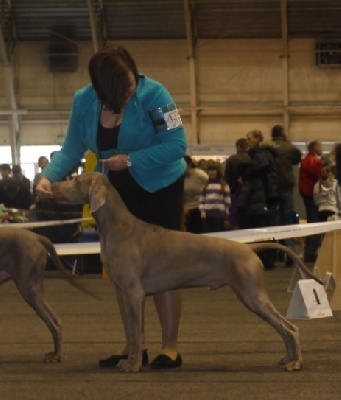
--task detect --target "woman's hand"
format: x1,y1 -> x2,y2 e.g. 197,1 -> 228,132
35,177 -> 53,198
100,154 -> 129,171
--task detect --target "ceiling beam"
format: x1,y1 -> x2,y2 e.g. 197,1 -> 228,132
87,0 -> 99,53
0,19 -> 20,163
280,0 -> 290,137
184,0 -> 199,145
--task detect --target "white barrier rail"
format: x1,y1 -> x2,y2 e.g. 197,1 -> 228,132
3,219 -> 341,256
0,218 -> 93,230
204,220 -> 341,243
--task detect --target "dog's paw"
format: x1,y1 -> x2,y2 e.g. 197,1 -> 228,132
279,356 -> 302,371
284,359 -> 303,371
118,358 -> 141,372
43,352 -> 61,363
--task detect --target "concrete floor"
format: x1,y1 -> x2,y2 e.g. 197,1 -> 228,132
0,265 -> 340,400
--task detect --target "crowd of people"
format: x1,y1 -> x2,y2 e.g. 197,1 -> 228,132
2,131 -> 341,267
184,129 -> 341,267
0,154 -> 82,238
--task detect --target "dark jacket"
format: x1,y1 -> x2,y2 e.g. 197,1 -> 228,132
233,161 -> 267,219
242,141 -> 279,206
273,138 -> 302,191
224,151 -> 251,194
237,178 -> 268,218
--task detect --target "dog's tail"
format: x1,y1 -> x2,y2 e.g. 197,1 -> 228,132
38,235 -> 101,300
249,242 -> 323,285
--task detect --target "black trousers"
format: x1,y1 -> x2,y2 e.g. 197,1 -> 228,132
108,169 -> 184,231
185,208 -> 203,233
303,196 -> 321,262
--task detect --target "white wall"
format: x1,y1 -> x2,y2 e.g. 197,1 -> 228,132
0,38 -> 340,150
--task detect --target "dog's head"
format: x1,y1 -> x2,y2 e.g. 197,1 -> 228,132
52,172 -> 107,213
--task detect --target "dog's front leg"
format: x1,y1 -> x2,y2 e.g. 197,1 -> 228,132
118,288 -> 145,372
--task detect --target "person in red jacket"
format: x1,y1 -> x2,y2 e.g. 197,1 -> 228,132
299,140 -> 324,262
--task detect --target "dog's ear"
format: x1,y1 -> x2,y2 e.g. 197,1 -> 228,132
89,178 -> 106,213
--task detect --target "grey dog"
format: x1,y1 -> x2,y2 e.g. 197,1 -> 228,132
0,227 -> 95,363
52,172 -> 322,372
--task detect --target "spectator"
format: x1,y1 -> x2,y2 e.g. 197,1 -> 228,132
299,140 -> 324,263
33,156 -> 49,196
0,163 -> 11,181
183,155 -> 208,233
0,164 -> 12,206
199,162 -> 231,232
224,138 -> 250,195
241,129 -> 279,269
245,130 -> 279,225
313,165 -> 338,222
271,125 -> 302,266
12,165 -> 32,193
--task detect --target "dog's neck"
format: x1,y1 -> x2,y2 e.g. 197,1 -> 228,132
92,182 -> 138,240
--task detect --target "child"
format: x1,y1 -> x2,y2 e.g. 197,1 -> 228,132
313,165 -> 338,221
199,162 -> 231,232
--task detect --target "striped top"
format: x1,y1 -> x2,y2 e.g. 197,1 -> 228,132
199,181 -> 231,219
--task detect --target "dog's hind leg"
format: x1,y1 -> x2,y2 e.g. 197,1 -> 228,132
14,278 -> 62,363
230,265 -> 303,371
243,291 -> 302,371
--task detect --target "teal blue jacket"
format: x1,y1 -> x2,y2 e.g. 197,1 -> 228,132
43,75 -> 187,192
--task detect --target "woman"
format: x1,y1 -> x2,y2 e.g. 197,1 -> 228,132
36,45 -> 187,369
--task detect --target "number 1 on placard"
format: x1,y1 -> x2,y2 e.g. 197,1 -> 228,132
313,288 -> 321,305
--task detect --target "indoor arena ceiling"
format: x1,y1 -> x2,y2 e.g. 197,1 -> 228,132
1,0 -> 341,52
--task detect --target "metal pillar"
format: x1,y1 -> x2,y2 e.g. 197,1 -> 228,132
184,0 -> 199,144
280,0 -> 290,137
0,21 -> 20,164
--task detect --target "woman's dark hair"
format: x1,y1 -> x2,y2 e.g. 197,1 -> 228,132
88,45 -> 139,113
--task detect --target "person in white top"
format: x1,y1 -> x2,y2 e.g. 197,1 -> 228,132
183,155 -> 208,233
313,165 -> 338,221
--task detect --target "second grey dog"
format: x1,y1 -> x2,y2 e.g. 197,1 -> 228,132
52,172 -> 323,373
0,227 -> 96,363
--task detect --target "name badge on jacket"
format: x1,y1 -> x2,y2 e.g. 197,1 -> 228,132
149,103 -> 183,133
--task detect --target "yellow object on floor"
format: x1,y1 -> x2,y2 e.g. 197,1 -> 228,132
102,268 -> 110,280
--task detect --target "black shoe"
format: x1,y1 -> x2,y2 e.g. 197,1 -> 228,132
150,354 -> 182,370
99,349 -> 149,368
